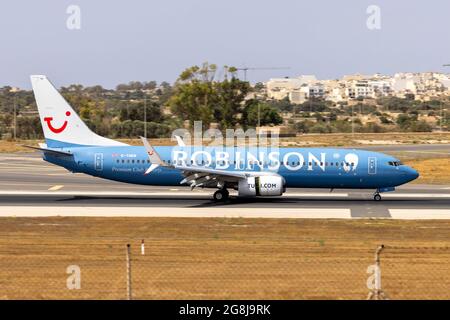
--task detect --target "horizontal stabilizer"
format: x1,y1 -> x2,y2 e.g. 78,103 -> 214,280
21,145 -> 73,156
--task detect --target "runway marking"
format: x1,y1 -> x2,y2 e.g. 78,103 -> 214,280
0,190 -> 448,199
404,150 -> 450,155
0,156 -> 43,162
382,193 -> 450,198
351,205 -> 391,218
1,206 -> 449,219
389,209 -> 450,220
0,163 -> 56,168
48,185 -> 64,191
0,191 -> 213,197
0,206 -> 352,219
287,192 -> 348,197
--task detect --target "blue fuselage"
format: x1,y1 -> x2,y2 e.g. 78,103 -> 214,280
42,145 -> 419,190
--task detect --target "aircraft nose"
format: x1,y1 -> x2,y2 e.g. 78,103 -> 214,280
404,166 -> 419,182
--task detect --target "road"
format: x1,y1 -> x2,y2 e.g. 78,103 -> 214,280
0,149 -> 449,219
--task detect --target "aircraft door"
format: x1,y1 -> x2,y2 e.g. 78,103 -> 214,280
368,157 -> 377,175
94,153 -> 103,171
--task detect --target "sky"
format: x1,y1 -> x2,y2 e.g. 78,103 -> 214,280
1,0 -> 449,89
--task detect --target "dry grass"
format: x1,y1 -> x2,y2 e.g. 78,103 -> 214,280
2,132 -> 450,152
405,157 -> 450,184
0,140 -> 40,153
0,217 -> 449,299
282,132 -> 450,147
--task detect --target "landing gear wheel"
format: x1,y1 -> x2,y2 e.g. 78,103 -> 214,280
374,193 -> 382,201
213,189 -> 229,202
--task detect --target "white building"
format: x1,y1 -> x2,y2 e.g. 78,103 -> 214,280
345,80 -> 375,99
369,79 -> 392,96
266,75 -> 318,101
288,83 -> 325,103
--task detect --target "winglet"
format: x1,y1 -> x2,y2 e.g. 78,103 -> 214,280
140,137 -> 168,174
174,135 -> 186,147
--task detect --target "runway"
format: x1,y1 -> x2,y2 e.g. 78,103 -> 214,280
1,150 -> 450,219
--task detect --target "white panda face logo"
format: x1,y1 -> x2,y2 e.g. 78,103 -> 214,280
343,153 -> 359,172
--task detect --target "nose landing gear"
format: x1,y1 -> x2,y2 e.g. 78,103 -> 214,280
213,189 -> 229,202
373,193 -> 382,201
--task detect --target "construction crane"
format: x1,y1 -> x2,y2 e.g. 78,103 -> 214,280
236,66 -> 291,81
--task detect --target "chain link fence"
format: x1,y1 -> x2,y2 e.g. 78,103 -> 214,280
0,242 -> 449,300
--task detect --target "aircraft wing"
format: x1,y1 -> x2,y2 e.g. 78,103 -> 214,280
174,165 -> 247,189
140,137 -> 247,189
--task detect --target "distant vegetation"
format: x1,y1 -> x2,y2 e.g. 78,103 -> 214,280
0,63 -> 448,140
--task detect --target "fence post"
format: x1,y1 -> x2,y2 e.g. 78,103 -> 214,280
367,244 -> 388,300
126,244 -> 132,300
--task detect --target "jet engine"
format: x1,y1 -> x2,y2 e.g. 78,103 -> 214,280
238,175 -> 286,197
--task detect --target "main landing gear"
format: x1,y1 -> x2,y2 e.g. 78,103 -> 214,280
213,189 -> 229,202
373,192 -> 382,201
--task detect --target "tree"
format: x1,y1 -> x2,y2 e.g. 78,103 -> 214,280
119,101 -> 163,123
169,62 -> 252,129
243,102 -> 283,127
214,77 -> 252,128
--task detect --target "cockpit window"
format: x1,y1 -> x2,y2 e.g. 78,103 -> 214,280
388,161 -> 403,167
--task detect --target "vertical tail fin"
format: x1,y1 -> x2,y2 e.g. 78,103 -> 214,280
30,75 -> 127,148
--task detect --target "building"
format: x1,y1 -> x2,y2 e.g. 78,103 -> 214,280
345,80 -> 375,99
266,75 -> 318,101
265,72 -> 450,103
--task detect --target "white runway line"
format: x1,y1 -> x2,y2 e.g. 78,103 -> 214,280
389,209 -> 450,220
0,190 -> 449,198
382,193 -> 450,198
0,206 -> 352,219
48,185 -> 64,191
0,156 -> 43,162
404,150 -> 450,155
1,207 -> 450,219
285,192 -> 348,197
0,191 -> 210,197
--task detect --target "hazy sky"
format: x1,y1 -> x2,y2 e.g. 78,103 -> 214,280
1,0 -> 449,89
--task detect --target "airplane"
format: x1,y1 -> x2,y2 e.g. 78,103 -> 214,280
27,75 -> 419,202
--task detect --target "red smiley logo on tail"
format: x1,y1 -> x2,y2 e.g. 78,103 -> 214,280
44,111 -> 71,134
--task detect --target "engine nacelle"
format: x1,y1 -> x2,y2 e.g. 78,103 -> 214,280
238,175 -> 285,197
